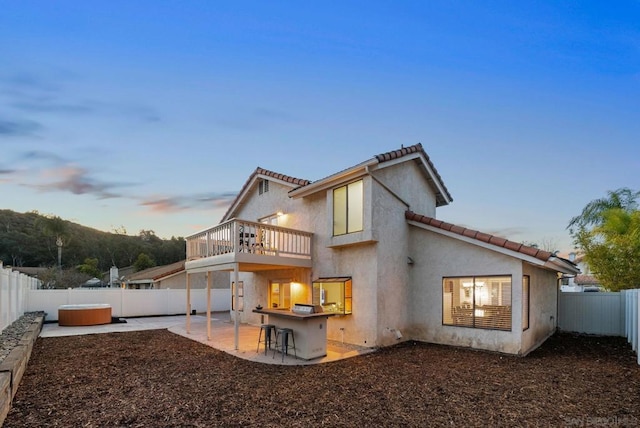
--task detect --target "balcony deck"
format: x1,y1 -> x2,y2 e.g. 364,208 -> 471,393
185,219 -> 313,273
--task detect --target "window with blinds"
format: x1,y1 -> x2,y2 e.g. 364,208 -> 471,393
442,276 -> 512,331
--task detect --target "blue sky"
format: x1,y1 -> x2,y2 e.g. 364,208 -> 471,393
1,1 -> 639,252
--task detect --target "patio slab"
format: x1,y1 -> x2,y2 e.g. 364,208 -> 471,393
40,312 -> 374,365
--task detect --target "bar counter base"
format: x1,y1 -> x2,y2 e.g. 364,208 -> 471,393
253,309 -> 334,360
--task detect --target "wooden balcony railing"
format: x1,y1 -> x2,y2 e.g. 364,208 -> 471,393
186,219 -> 313,261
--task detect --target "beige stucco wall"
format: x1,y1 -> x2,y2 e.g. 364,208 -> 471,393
406,228 -> 525,354
372,160 -> 437,217
322,245 -> 378,346
521,264 -> 559,354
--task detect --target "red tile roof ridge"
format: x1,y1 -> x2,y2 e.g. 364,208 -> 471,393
405,211 -> 553,262
255,167 -> 311,186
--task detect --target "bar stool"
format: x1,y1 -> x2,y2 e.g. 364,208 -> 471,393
256,324 -> 276,355
273,327 -> 297,362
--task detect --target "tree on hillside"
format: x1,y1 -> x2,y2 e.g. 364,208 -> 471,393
134,253 -> 156,272
569,189 -> 640,291
0,210 -> 185,268
38,267 -> 92,289
77,257 -> 102,278
36,215 -> 70,268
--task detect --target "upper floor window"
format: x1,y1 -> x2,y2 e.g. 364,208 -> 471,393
333,180 -> 363,236
259,179 -> 269,195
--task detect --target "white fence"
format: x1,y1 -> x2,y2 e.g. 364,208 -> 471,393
623,289 -> 639,364
1,263 -> 42,333
559,290 -> 640,365
26,287 -> 231,321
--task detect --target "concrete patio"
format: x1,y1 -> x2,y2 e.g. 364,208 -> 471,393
40,312 -> 374,365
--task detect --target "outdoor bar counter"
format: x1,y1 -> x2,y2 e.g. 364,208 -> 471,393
253,306 -> 334,360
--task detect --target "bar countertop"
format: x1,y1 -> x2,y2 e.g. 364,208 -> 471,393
252,308 -> 335,320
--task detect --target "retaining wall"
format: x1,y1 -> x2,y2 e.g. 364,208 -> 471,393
0,315 -> 44,426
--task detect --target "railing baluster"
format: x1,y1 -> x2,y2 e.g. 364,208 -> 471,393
186,219 -> 312,260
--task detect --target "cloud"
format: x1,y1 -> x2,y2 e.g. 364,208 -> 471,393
484,227 -> 527,239
19,150 -> 66,164
3,71 -> 61,92
11,99 -> 95,115
29,165 -> 126,199
1,71 -> 162,123
141,192 -> 237,213
0,118 -> 43,137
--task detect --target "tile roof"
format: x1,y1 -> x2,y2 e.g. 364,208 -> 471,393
405,210 -> 554,262
255,167 -> 311,187
375,143 -> 453,205
574,274 -> 600,285
221,167 -> 311,221
125,260 -> 186,282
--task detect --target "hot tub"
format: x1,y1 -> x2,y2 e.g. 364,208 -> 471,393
58,304 -> 112,326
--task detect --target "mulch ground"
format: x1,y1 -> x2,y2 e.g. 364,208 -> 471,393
5,330 -> 640,427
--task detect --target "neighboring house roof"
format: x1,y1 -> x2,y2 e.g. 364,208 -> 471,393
575,274 -> 600,285
289,143 -> 453,206
405,211 -> 579,274
125,260 -> 186,283
221,167 -> 311,222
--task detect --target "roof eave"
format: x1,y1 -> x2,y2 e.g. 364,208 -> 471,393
544,257 -> 581,275
289,159 -> 377,199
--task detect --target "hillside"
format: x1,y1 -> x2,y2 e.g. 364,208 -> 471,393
0,209 -> 185,271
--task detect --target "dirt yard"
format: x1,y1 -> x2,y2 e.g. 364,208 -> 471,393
5,330 -> 640,427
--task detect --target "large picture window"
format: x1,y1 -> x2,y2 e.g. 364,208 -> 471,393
442,276 -> 512,331
333,180 -> 363,236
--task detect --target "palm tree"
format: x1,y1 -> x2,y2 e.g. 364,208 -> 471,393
36,215 -> 69,268
568,187 -> 640,232
577,208 -> 640,291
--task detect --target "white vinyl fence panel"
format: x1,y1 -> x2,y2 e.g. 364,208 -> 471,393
559,290 -> 640,365
26,287 -> 231,321
623,289 -> 639,365
0,263 -> 42,333
558,292 -> 625,336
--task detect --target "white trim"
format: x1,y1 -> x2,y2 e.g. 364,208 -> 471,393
289,159 -> 376,199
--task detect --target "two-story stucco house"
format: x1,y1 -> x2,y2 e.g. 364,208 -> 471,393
185,143 -> 578,355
